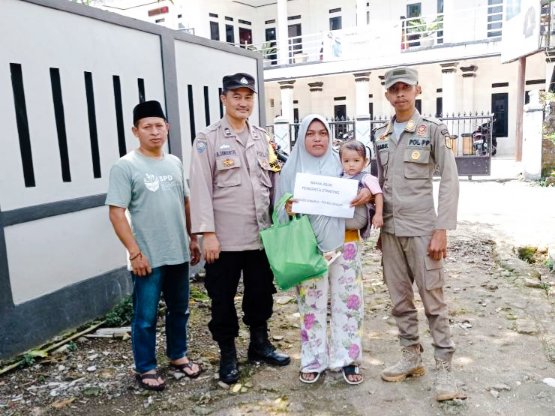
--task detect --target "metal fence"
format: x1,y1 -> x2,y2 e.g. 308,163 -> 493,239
266,112 -> 495,177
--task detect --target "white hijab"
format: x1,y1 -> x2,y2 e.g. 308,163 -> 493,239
276,114 -> 345,252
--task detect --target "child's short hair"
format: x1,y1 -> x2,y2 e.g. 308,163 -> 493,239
339,139 -> 367,159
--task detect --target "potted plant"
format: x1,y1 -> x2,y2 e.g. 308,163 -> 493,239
406,15 -> 443,47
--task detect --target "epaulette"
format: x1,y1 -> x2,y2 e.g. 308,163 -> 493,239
252,125 -> 268,133
205,120 -> 222,132
422,116 -> 442,125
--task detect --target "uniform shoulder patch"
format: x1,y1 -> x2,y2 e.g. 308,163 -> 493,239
252,125 -> 267,133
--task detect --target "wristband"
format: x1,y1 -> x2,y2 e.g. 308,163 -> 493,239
129,252 -> 142,261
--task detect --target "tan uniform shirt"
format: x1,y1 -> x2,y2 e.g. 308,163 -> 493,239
189,117 -> 275,251
374,111 -> 459,237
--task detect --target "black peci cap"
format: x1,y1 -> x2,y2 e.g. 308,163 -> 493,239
133,100 -> 166,124
222,73 -> 257,93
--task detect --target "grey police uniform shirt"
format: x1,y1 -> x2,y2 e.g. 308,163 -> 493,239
374,110 -> 459,237
189,117 -> 274,251
105,150 -> 191,268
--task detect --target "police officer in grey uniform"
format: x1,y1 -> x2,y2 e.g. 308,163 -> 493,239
375,67 -> 460,401
189,73 -> 290,385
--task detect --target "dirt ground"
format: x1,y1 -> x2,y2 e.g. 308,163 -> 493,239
1,180 -> 555,416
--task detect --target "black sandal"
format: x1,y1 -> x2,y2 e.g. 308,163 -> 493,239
169,360 -> 202,379
136,372 -> 166,391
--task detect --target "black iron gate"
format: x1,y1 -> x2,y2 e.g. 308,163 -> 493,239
441,113 -> 495,177
267,113 -> 495,178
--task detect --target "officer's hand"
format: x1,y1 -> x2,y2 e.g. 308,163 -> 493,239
189,237 -> 201,266
428,229 -> 447,260
132,254 -> 152,277
351,188 -> 374,206
203,233 -> 221,264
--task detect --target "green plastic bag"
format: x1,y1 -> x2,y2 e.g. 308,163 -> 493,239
260,193 -> 328,290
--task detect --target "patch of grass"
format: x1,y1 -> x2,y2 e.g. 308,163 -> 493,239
517,246 -> 538,263
190,285 -> 210,302
104,295 -> 133,327
67,341 -> 77,352
546,258 -> 554,272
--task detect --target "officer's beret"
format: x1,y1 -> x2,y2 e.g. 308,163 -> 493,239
222,73 -> 257,93
133,100 -> 166,125
384,66 -> 418,89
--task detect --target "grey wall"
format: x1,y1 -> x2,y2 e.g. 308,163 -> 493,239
0,0 -> 264,360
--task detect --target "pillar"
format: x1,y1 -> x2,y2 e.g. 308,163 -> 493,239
273,116 -> 292,155
308,81 -> 325,116
354,72 -> 371,117
522,90 -> 543,180
378,75 -> 390,116
440,62 -> 458,116
460,65 -> 478,112
278,80 -> 295,123
277,0 -> 289,66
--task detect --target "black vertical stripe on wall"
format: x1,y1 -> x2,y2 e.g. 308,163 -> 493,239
84,72 -> 101,178
138,78 -> 145,103
218,87 -> 224,118
203,86 -> 210,126
10,63 -> 35,188
49,68 -> 71,183
187,85 -> 196,141
113,76 -> 126,157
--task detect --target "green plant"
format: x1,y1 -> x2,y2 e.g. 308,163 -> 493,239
407,15 -> 443,38
247,42 -> 277,59
67,341 -> 77,352
104,296 -> 133,327
517,246 -> 538,263
546,258 -> 554,271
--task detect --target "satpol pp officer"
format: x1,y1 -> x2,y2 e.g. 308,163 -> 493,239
374,66 -> 460,401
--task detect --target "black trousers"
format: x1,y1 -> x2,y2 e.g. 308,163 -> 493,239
204,249 -> 276,343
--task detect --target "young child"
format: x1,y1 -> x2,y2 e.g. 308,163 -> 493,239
339,140 -> 383,237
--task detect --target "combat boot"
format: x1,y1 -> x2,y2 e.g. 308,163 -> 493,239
434,359 -> 458,401
381,344 -> 425,382
218,339 -> 239,384
248,325 -> 291,366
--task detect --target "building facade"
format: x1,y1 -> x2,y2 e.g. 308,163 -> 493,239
92,0 -> 553,158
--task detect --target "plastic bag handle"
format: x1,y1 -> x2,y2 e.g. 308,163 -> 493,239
272,192 -> 293,225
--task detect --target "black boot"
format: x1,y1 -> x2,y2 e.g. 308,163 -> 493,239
248,326 -> 291,366
218,340 -> 239,384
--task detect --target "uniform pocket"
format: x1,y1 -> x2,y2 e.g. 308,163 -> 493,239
424,255 -> 444,290
403,149 -> 431,179
378,149 -> 389,167
257,158 -> 273,188
215,156 -> 241,187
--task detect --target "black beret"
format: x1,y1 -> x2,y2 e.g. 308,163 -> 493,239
222,73 -> 257,93
133,100 -> 166,124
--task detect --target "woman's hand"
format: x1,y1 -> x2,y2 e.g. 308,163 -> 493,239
350,188 -> 374,207
285,197 -> 297,216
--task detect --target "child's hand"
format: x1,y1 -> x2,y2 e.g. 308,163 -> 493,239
372,214 -> 383,229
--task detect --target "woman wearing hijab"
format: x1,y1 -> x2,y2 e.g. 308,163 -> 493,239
276,115 -> 368,385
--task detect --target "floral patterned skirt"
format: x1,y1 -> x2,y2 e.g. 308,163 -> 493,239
296,241 -> 364,372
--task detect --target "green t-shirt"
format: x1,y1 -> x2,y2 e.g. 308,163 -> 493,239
106,150 -> 190,268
